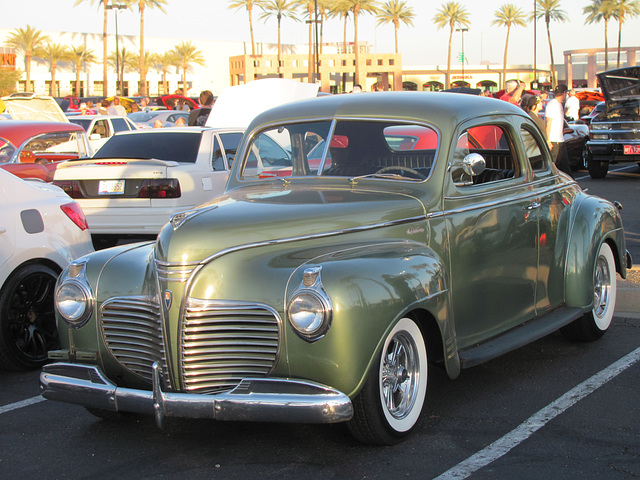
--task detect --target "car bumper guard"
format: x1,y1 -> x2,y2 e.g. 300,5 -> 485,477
40,362 -> 354,428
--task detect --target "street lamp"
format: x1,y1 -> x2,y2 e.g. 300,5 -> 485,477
106,3 -> 127,95
456,28 -> 469,83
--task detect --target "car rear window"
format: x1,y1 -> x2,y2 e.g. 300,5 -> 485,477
93,131 -> 202,162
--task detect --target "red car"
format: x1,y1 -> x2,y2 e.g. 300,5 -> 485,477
0,121 -> 92,181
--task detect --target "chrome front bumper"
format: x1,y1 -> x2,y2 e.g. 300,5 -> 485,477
40,362 -> 353,427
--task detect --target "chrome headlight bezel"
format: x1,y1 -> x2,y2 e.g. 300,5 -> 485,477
287,267 -> 332,342
55,260 -> 94,329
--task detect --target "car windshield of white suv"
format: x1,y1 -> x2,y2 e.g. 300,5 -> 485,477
240,120 -> 438,181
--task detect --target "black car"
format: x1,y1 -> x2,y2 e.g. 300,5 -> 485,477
586,67 -> 640,178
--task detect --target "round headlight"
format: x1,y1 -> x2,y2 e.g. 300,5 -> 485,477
288,292 -> 330,339
56,281 -> 92,328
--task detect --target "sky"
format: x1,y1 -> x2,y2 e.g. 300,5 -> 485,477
2,1 -> 639,67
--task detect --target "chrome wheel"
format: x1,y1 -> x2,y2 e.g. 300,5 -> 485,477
592,243 -> 616,331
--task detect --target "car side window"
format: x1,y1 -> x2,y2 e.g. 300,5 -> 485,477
213,132 -> 243,171
520,126 -> 548,172
111,118 -> 132,133
451,124 -> 519,186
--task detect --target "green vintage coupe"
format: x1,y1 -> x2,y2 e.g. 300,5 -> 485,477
41,92 -> 632,445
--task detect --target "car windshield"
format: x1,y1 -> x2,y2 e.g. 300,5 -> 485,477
0,137 -> 16,164
93,131 -> 202,162
128,112 -> 157,123
240,120 -> 438,181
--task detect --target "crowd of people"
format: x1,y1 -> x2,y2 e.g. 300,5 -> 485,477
498,80 -> 578,176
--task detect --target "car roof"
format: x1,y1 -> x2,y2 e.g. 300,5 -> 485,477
112,126 -> 241,136
248,91 -> 527,133
0,121 -> 86,145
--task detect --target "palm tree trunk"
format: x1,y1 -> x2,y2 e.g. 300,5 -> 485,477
277,16 -> 282,77
308,3 -> 314,82
103,5 -> 108,95
604,19 -> 609,71
182,66 -> 187,96
446,26 -> 453,89
394,21 -> 399,54
617,20 -> 622,68
25,53 -> 32,92
249,5 -> 256,56
139,2 -> 147,96
502,26 -> 511,89
354,7 -> 360,87
51,64 -> 56,96
545,19 -> 556,89
75,62 -> 81,96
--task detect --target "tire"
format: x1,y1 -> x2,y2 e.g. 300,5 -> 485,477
347,317 -> 428,445
562,243 -> 617,342
0,264 -> 60,370
587,158 -> 609,179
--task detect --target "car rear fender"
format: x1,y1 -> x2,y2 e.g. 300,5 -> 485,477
565,195 -> 627,308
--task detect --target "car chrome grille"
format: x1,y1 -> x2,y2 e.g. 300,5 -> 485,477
155,260 -> 197,283
100,296 -> 170,387
181,299 -> 281,394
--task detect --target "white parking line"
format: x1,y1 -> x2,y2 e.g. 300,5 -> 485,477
0,395 -> 46,415
434,346 -> 640,480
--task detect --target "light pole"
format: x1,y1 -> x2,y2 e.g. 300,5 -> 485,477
533,0 -> 537,88
106,3 -> 127,95
456,28 -> 469,84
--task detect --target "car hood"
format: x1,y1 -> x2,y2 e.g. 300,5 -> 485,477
597,67 -> 640,103
156,184 -> 426,264
206,78 -> 319,129
1,95 -> 69,123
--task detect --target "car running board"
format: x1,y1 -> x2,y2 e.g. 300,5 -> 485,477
458,307 -> 584,368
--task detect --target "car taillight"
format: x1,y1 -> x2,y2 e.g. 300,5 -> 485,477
138,179 -> 181,198
54,180 -> 83,198
60,202 -> 89,231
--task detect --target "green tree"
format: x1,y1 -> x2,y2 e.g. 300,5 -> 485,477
584,0 -> 617,71
228,0 -> 265,57
492,4 -> 527,88
172,41 -> 205,95
108,46 -> 136,92
259,0 -> 300,74
533,0 -> 567,89
433,1 -> 470,89
68,45 -> 97,97
377,0 -> 414,55
612,0 -> 640,67
152,51 -> 179,95
34,43 -> 69,96
0,69 -> 23,96
132,50 -> 155,94
342,0 -> 380,87
294,0 -> 326,82
131,0 -> 167,96
4,25 -> 50,92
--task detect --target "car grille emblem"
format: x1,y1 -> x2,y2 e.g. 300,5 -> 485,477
164,290 -> 173,310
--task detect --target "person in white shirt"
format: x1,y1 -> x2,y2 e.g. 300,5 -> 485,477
564,89 -> 580,121
545,84 -> 572,176
107,96 -> 127,116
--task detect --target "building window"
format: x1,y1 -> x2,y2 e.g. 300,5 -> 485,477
390,59 -> 395,66
366,59 -> 372,66
378,59 -> 383,66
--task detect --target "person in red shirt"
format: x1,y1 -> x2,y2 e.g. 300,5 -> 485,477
500,80 -> 526,105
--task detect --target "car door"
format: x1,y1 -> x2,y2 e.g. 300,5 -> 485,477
443,120 -> 539,349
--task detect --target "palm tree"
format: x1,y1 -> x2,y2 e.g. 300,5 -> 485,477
294,0 -> 322,82
433,1 -> 470,89
584,0 -> 616,71
4,25 -> 50,92
492,4 -> 527,88
329,0 -> 351,54
108,47 -> 136,92
532,0 -> 567,89
34,43 -> 69,96
132,50 -> 155,95
73,0 -> 115,96
259,0 -> 300,75
172,41 -> 205,95
342,0 -> 380,87
612,0 -> 640,67
68,45 -> 97,97
152,51 -> 179,95
376,0 -> 414,55
228,0 -> 265,57
132,0 -> 167,96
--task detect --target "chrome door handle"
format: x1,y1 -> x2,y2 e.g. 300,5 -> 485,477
524,202 -> 541,210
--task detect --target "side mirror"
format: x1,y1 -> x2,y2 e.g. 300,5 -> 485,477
462,153 -> 486,177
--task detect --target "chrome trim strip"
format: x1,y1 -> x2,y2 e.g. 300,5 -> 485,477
40,363 -> 354,425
